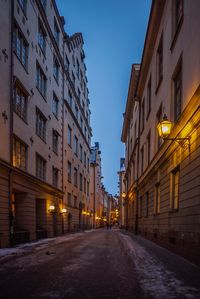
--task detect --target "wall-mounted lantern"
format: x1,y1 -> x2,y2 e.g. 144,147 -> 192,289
157,114 -> 191,149
61,208 -> 67,214
49,204 -> 56,213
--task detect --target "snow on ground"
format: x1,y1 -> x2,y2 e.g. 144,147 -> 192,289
0,231 -> 92,261
119,233 -> 199,299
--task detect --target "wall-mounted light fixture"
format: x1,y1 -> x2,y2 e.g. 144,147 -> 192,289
157,114 -> 191,150
122,192 -> 126,199
61,208 -> 67,214
49,204 -> 56,213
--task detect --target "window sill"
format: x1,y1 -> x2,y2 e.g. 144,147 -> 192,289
14,110 -> 28,125
170,16 -> 184,51
36,86 -> 47,102
36,134 -> 46,144
14,51 -> 28,74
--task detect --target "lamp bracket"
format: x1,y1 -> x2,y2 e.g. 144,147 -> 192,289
164,137 -> 191,150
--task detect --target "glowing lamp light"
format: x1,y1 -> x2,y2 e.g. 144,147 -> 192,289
61,208 -> 67,214
157,114 -> 173,139
122,192 -> 126,198
49,205 -> 56,212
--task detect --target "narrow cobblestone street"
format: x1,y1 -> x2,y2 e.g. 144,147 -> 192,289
0,230 -> 200,299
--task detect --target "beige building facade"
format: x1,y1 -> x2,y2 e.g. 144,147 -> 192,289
0,0 -> 92,247
122,0 -> 200,265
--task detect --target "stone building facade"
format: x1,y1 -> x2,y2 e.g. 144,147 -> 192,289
0,0 -> 92,247
122,0 -> 200,265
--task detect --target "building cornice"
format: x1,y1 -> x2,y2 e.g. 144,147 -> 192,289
121,64 -> 140,142
136,0 -> 166,98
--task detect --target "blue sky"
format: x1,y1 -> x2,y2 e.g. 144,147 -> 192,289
56,0 -> 151,195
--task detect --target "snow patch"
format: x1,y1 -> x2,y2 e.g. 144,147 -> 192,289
120,233 -> 199,299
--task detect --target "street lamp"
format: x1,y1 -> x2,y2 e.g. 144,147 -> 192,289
157,114 -> 191,149
49,204 -> 56,213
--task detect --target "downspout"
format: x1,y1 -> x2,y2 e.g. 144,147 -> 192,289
135,99 -> 141,235
9,0 -> 14,245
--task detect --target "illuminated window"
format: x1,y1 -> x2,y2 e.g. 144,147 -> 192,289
13,137 -> 27,170
13,83 -> 27,121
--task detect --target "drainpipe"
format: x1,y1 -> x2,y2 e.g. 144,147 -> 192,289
9,0 -> 14,245
135,98 -> 141,235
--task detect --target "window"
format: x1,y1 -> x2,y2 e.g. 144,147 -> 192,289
87,181 -> 89,196
170,167 -> 180,210
80,144 -> 83,162
67,193 -> 71,206
141,146 -> 144,174
80,173 -> 83,191
84,151 -> 86,167
13,137 -> 27,170
156,104 -> 162,149
173,60 -> 182,121
84,177 -> 86,193
145,192 -> 149,217
67,161 -> 72,182
141,99 -> 145,133
67,126 -> 72,146
174,0 -> 183,31
80,117 -> 83,130
147,131 -> 151,165
75,105 -> 79,119
52,93 -> 59,117
154,182 -> 160,215
36,108 -> 46,141
52,167 -> 58,187
74,168 -> 78,187
156,35 -> 163,87
36,63 -> 47,98
54,19 -> 60,45
68,90 -> 72,107
147,77 -> 151,118
72,72 -> 75,85
76,59 -> 80,78
72,54 -> 75,66
65,55 -> 70,71
74,135 -> 78,156
40,0 -> 46,10
17,0 -> 27,14
13,25 -> 28,69
38,22 -> 46,54
78,88 -> 81,99
74,196 -> 77,208
52,130 -> 59,154
36,153 -> 46,181
13,83 -> 27,121
53,56 -> 59,82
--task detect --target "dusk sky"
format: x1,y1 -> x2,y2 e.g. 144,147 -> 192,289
57,0 -> 151,195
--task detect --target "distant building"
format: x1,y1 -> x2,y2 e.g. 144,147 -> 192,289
121,1 -> 200,265
90,142 -> 110,227
0,0 -> 92,247
118,158 -> 126,228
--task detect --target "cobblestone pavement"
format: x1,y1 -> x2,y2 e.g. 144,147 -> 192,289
0,229 -> 200,299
